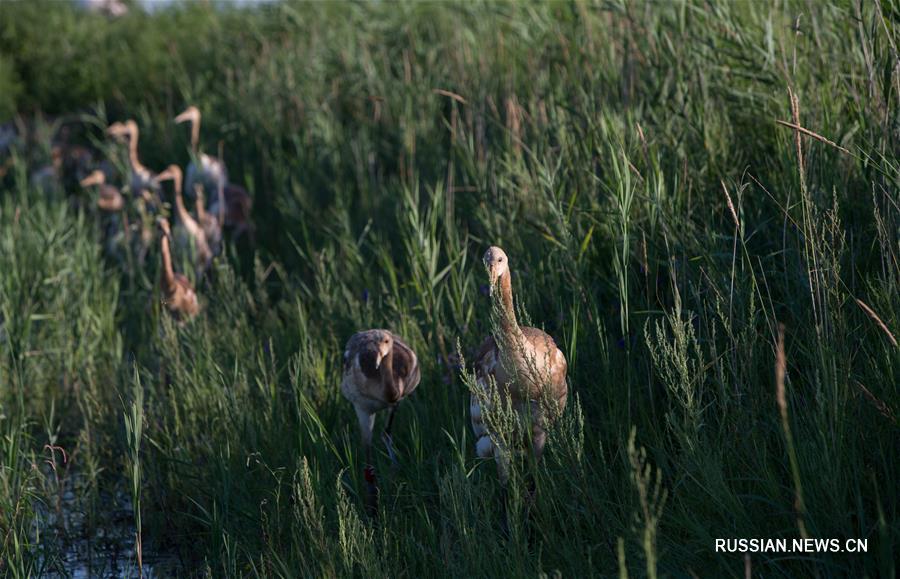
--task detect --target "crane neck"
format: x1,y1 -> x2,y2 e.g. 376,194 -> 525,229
160,232 -> 176,293
497,271 -> 522,339
195,194 -> 207,222
190,116 -> 200,155
172,179 -> 190,226
380,347 -> 399,403
127,128 -> 143,173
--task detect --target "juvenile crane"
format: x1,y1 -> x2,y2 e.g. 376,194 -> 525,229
194,184 -> 223,257
174,106 -> 228,198
156,217 -> 200,322
81,169 -> 130,259
80,170 -> 123,213
107,120 -> 160,264
342,329 -> 420,515
155,165 -> 213,274
106,120 -> 158,200
471,246 -> 568,496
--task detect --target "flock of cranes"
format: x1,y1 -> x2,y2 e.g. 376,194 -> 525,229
75,107 -> 253,320
71,107 -> 569,526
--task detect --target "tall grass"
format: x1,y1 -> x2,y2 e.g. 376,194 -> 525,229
124,367 -> 145,577
1,0 -> 898,576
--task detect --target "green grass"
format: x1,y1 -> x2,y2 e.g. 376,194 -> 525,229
1,0 -> 898,576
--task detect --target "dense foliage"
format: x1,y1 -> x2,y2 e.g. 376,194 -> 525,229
1,1 -> 897,576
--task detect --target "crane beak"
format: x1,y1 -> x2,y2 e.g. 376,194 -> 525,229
79,172 -> 103,187
375,341 -> 391,368
174,109 -> 196,124
154,168 -> 172,184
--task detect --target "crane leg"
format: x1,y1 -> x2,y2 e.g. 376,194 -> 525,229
364,444 -> 378,519
356,407 -> 378,519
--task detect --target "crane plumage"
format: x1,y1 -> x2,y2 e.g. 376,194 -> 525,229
80,170 -> 124,213
471,246 -> 568,486
156,217 -> 200,322
80,169 -> 131,261
174,106 -> 228,199
194,184 -> 223,257
155,165 -> 213,275
341,329 -> 420,516
106,120 -> 159,200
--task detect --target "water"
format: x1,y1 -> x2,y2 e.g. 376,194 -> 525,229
35,469 -> 181,578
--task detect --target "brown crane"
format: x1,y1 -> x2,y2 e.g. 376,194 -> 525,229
341,329 -> 421,516
156,217 -> 200,322
155,165 -> 213,275
471,246 -> 568,524
106,120 -> 158,201
174,106 -> 228,200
